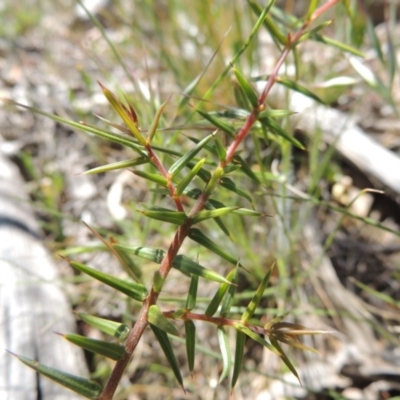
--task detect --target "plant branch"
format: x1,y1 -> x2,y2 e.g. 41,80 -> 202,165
99,2 -> 340,398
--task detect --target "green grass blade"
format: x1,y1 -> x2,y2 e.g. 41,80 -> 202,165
76,0 -> 140,95
202,0 -> 275,100
67,259 -> 147,302
61,333 -> 125,361
350,277 -> 400,309
11,352 -> 102,399
366,17 -> 383,63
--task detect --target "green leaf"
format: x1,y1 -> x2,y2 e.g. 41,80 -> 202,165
169,133 -> 214,177
11,352 -> 102,399
295,20 -> 332,45
262,14 -> 286,46
147,100 -> 168,143
99,82 -> 146,145
188,228 -> 238,266
196,110 -> 237,137
186,274 -> 199,311
233,155 -> 260,183
185,320 -> 196,374
78,314 -> 130,341
220,265 -> 239,317
276,77 -> 325,104
61,333 -> 125,361
260,117 -> 305,149
186,161 -> 212,183
350,277 -> 400,309
175,158 -> 206,196
85,157 -> 149,174
232,208 -> 263,217
366,16 -> 383,63
348,55 -> 384,91
82,222 -> 143,283
242,263 -> 274,322
150,325 -> 184,390
220,177 -> 253,203
112,243 -> 143,282
133,170 -> 168,186
68,259 -> 147,302
258,109 -> 295,119
235,324 -> 279,354
139,207 -> 188,225
6,100 -> 146,155
312,34 -> 364,57
305,0 -> 318,19
173,255 -> 231,284
190,207 -> 238,225
233,68 -> 259,108
171,307 -> 186,319
113,244 -> 166,264
185,193 -> 231,238
204,166 -> 225,196
152,270 -> 165,293
148,305 -> 180,337
214,136 -> 227,162
233,79 -> 252,110
270,337 -> 301,384
205,268 -> 237,317
223,165 -> 241,175
231,331 -> 246,389
385,29 -> 397,88
217,327 -> 232,383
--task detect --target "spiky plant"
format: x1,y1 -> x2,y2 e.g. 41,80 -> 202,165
5,1 -> 359,399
